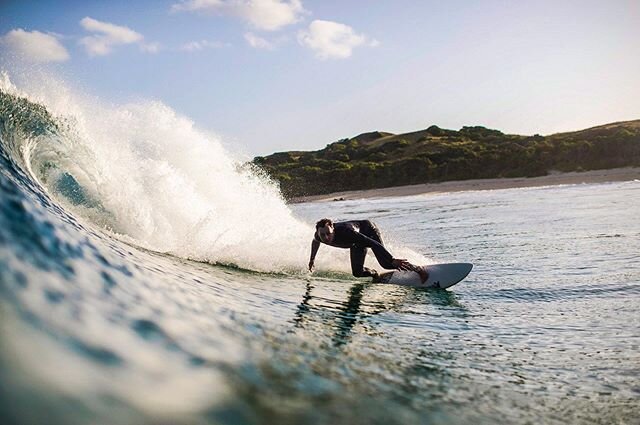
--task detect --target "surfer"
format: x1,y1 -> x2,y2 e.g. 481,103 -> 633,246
308,218 -> 427,282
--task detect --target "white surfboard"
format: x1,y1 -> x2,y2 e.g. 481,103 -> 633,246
377,263 -> 473,289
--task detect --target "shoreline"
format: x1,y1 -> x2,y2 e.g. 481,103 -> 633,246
289,167 -> 640,203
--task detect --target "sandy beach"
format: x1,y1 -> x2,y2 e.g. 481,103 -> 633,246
290,167 -> 640,203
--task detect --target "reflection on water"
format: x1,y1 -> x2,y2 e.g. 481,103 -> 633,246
412,287 -> 465,308
332,282 -> 365,347
292,281 -> 466,349
292,282 -> 314,330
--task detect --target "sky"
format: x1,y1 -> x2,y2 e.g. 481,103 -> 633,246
1,0 -> 639,156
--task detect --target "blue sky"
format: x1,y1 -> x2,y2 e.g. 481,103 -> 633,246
1,0 -> 639,156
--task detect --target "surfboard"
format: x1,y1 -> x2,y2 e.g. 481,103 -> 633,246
376,263 -> 473,289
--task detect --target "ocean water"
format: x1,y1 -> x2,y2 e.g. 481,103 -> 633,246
1,74 -> 639,425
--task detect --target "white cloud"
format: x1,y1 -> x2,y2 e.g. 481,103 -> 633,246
171,0 -> 223,12
79,17 -> 144,56
244,32 -> 275,50
0,29 -> 69,63
180,40 -> 227,52
140,42 -> 162,53
298,20 -> 376,60
171,0 -> 305,31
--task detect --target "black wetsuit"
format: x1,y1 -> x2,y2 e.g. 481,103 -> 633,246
314,220 -> 395,277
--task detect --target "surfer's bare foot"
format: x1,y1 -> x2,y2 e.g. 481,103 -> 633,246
370,270 -> 382,283
417,268 -> 429,284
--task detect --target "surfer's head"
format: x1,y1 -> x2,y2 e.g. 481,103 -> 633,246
315,218 -> 334,243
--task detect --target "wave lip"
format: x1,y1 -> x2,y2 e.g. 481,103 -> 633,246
0,74 -> 321,273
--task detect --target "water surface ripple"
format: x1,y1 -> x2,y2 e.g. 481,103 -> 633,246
2,176 -> 639,424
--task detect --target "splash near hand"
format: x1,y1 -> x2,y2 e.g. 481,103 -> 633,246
391,258 -> 412,271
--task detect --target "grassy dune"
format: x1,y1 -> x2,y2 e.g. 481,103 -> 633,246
253,120 -> 640,198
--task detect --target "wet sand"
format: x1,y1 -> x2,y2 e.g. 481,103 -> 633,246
290,167 -> 640,203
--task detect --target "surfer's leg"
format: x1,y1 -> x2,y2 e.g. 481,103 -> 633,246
360,222 -> 396,270
361,220 -> 383,245
350,246 -> 377,278
359,221 -> 394,270
363,221 -> 426,281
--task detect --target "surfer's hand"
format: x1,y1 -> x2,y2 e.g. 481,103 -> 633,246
392,258 -> 411,271
308,261 -> 314,272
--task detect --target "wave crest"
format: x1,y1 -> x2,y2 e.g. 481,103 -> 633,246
0,72 -> 323,272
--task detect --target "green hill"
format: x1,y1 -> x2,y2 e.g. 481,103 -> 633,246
253,120 -> 640,198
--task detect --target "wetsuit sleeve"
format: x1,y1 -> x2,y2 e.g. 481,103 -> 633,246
310,238 -> 320,263
349,230 -> 395,269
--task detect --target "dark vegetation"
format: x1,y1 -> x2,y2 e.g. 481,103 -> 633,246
253,121 -> 640,198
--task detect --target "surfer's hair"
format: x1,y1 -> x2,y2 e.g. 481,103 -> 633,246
315,218 -> 333,229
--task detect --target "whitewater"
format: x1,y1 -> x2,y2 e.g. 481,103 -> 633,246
1,72 -> 639,425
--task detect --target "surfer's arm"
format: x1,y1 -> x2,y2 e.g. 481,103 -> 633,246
309,239 -> 320,271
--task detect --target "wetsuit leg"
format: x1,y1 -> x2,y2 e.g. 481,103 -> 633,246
360,220 -> 383,243
350,246 -> 377,277
358,220 -> 426,281
360,221 -> 395,269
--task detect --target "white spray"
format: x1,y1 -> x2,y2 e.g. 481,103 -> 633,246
2,71 -> 425,274
1,72 -> 355,272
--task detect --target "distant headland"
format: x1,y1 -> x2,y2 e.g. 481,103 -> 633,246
253,120 -> 640,199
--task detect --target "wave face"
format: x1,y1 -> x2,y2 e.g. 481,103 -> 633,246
0,72 -> 339,423
0,72 -> 426,425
